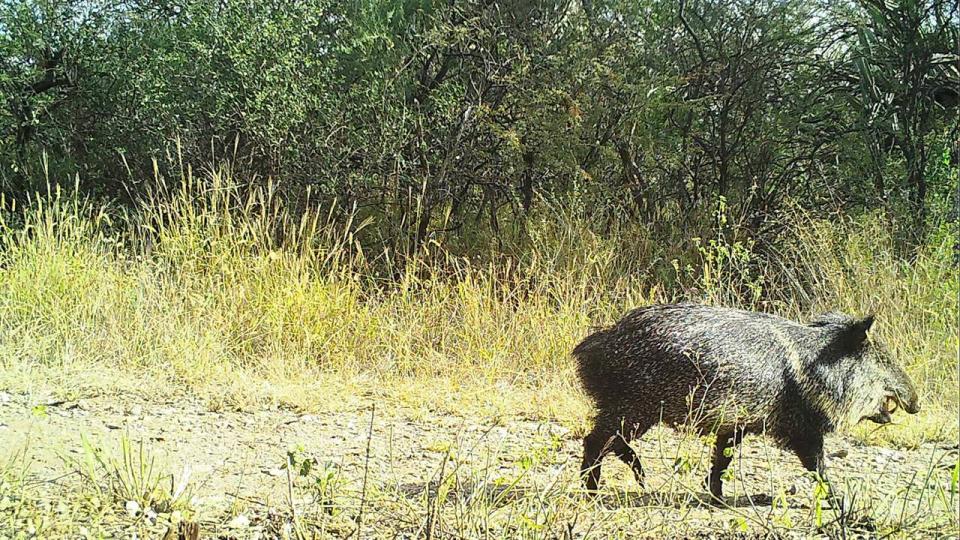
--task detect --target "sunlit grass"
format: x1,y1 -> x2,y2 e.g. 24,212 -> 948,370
0,167 -> 955,449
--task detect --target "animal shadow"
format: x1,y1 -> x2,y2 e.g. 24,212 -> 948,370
397,478 -> 536,506
598,490 -> 775,509
398,480 -> 777,511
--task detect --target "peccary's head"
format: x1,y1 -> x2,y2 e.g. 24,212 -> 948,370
810,313 -> 920,427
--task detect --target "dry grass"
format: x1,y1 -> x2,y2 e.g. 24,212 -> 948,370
0,165 -> 955,450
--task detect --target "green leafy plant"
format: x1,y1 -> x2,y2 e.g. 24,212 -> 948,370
285,444 -> 343,516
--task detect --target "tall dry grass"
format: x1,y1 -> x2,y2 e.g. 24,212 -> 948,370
0,167 -> 955,445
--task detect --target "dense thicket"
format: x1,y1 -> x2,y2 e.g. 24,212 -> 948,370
1,0 -> 957,255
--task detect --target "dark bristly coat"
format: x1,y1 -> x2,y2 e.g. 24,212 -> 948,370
573,304 -> 920,498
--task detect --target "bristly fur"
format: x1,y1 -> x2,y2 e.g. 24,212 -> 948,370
575,303 -> 919,498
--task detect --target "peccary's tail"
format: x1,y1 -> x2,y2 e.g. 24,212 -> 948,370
573,328 -> 614,403
574,306 -> 666,403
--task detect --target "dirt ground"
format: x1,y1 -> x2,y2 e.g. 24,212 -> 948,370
0,390 -> 957,539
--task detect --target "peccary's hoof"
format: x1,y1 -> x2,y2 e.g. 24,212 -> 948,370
583,487 -> 601,498
581,477 -> 601,496
707,482 -> 724,505
582,479 -> 600,495
788,476 -> 832,497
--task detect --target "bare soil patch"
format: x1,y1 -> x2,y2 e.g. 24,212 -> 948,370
0,391 -> 956,538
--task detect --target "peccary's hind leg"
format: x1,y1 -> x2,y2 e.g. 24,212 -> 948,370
707,428 -> 744,501
580,427 -> 610,492
612,419 -> 652,488
581,416 -> 651,492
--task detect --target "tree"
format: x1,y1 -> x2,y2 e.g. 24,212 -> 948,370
842,0 -> 959,245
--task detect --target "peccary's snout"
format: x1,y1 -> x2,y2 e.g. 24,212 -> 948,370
897,387 -> 920,414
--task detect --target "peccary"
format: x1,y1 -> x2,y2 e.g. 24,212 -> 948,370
574,304 -> 920,498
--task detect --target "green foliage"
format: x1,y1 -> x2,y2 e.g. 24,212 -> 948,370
720,467 -> 734,482
1,0 -> 955,256
951,458 -> 959,496
843,0 -> 958,238
285,444 -> 343,515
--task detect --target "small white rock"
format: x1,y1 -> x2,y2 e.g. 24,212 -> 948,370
228,514 -> 251,528
125,499 -> 141,518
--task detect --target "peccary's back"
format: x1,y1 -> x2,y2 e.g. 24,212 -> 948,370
574,304 -> 813,430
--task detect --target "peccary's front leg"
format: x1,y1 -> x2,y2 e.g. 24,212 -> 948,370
581,419 -> 648,492
792,434 -> 827,481
789,434 -> 839,503
581,429 -> 609,492
707,429 -> 744,501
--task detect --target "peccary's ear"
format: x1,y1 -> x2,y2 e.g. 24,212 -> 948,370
839,315 -> 874,349
856,314 -> 875,334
